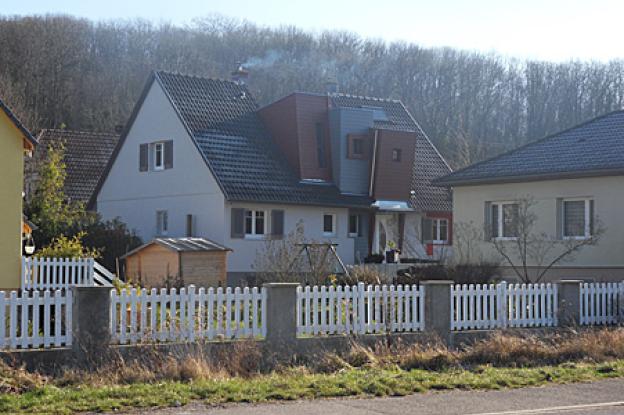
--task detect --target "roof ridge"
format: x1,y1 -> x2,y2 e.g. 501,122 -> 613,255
155,69 -> 239,86
331,92 -> 403,104
435,108 -> 624,185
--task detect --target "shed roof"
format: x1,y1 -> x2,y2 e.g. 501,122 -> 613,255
122,237 -> 231,258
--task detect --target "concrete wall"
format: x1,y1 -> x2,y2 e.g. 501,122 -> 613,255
452,176 -> 624,280
0,111 -> 25,289
97,81 -> 226,244
225,202 -> 355,274
328,107 -> 374,195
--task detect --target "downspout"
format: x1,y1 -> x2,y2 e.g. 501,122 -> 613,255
369,129 -> 379,197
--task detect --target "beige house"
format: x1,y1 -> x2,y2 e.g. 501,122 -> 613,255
435,111 -> 624,282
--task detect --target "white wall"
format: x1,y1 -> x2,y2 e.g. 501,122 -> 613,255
225,202 -> 355,273
97,81 -> 226,243
452,175 -> 624,271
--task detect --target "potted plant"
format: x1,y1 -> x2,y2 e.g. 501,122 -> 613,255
385,241 -> 400,264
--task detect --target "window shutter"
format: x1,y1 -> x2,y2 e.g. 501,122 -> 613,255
231,208 -> 245,238
484,202 -> 492,240
555,198 -> 563,239
139,144 -> 148,172
421,217 -> 433,243
271,210 -> 285,238
589,199 -> 595,236
164,140 -> 173,169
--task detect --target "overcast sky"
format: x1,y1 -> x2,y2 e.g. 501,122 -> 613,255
4,0 -> 623,62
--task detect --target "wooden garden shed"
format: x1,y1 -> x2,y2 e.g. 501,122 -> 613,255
122,237 -> 231,288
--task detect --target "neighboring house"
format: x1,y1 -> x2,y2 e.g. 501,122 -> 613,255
0,98 -> 37,289
122,237 -> 230,288
434,110 -> 624,281
25,129 -> 119,206
93,70 -> 451,281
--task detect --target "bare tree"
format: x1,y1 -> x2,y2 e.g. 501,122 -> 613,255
490,197 -> 605,283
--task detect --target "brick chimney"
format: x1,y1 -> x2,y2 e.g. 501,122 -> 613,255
231,64 -> 249,85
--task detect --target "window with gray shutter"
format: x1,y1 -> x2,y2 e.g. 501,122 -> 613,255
139,144 -> 148,172
164,140 -> 173,169
271,210 -> 284,238
231,208 -> 245,238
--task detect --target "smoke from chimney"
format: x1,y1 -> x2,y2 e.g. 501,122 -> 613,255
231,64 -> 249,85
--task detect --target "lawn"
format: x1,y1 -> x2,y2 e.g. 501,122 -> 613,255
1,360 -> 623,414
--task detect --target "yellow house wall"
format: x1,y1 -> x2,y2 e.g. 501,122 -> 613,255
0,111 -> 25,290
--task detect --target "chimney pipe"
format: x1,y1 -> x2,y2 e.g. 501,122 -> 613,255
231,64 -> 249,85
325,76 -> 339,94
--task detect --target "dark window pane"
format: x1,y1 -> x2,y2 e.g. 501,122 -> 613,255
245,210 -> 253,234
502,204 -> 519,237
491,204 -> 499,238
323,214 -> 333,233
353,139 -> 363,155
439,219 -> 448,241
349,214 -> 358,234
255,211 -> 265,235
392,148 -> 401,161
564,200 -> 585,237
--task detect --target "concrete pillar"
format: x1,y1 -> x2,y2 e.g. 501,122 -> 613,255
422,280 -> 453,345
557,280 -> 581,326
263,283 -> 299,344
71,286 -> 111,360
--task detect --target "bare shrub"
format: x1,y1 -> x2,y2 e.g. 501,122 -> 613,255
336,265 -> 383,286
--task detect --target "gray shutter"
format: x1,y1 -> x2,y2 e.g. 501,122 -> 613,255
231,208 -> 245,238
589,199 -> 595,236
139,144 -> 148,172
271,210 -> 285,238
484,202 -> 492,240
421,217 -> 433,243
555,198 -> 563,239
164,140 -> 173,169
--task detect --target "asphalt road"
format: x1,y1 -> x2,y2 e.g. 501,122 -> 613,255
119,379 -> 624,415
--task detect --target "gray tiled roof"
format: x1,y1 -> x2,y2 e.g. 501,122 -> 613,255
157,71 -> 371,207
35,129 -> 119,202
331,94 -> 452,212
435,110 -> 624,186
155,237 -> 230,252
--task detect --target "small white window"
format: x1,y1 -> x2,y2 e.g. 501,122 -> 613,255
323,213 -> 336,237
432,218 -> 448,244
348,214 -> 360,237
244,210 -> 266,237
156,210 -> 168,236
563,199 -> 593,239
490,202 -> 519,239
154,142 -> 165,171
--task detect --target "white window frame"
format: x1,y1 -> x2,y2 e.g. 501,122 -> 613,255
244,209 -> 267,239
432,218 -> 449,244
348,214 -> 359,238
323,213 -> 336,237
491,201 -> 519,240
153,142 -> 165,171
562,198 -> 592,240
156,210 -> 168,236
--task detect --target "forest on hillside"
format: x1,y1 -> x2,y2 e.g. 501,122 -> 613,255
1,14 -> 624,168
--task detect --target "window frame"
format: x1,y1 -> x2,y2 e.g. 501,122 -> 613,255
491,201 -> 519,240
323,213 -> 336,237
562,198 -> 593,240
156,210 -> 168,236
392,148 -> 402,162
348,214 -> 360,238
431,218 -> 449,244
244,209 -> 267,239
153,142 -> 165,171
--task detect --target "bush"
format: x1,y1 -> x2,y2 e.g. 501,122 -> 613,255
36,232 -> 100,258
81,217 -> 143,272
396,262 -> 501,285
336,265 -> 383,286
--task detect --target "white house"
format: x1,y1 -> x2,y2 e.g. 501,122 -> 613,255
92,71 -> 452,282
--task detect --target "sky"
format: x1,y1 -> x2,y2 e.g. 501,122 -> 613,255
3,0 -> 624,62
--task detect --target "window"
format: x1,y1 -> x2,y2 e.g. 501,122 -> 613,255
156,210 -> 168,236
244,210 -> 266,237
323,213 -> 336,236
352,138 -> 364,157
563,199 -> 593,239
347,134 -> 367,159
490,202 -> 519,239
186,214 -> 194,237
432,218 -> 448,243
153,142 -> 165,171
315,123 -> 326,168
348,214 -> 360,237
392,148 -> 401,162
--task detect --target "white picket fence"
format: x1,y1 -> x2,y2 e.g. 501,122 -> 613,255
110,286 -> 266,344
0,290 -> 72,349
580,282 -> 624,325
22,257 -> 95,290
451,282 -> 558,330
297,283 -> 425,336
